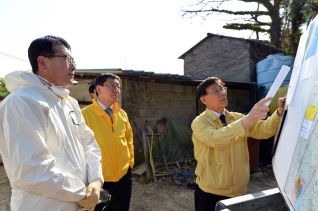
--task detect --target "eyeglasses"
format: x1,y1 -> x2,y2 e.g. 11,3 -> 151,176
100,84 -> 122,90
45,55 -> 76,66
206,86 -> 227,95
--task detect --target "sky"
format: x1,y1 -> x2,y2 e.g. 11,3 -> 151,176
0,0 -> 268,78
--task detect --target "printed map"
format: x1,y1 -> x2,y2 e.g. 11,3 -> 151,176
283,17 -> 318,210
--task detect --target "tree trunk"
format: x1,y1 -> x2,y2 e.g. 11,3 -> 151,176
269,0 -> 282,48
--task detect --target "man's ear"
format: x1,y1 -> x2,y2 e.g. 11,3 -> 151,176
96,85 -> 101,95
200,96 -> 207,105
37,56 -> 47,70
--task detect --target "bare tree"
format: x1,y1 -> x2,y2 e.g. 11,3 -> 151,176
182,0 -> 284,48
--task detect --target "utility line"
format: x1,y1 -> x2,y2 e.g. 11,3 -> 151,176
0,51 -> 29,62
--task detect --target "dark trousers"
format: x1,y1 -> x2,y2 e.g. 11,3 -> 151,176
194,185 -> 230,211
94,168 -> 132,211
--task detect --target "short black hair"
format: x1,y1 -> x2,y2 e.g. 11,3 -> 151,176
28,35 -> 71,74
89,83 -> 95,93
95,73 -> 120,86
197,77 -> 225,98
94,73 -> 120,97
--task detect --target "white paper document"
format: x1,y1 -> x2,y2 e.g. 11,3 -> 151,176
286,64 -> 301,105
264,65 -> 291,106
300,119 -> 312,140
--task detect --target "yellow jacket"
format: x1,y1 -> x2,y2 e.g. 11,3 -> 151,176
191,109 -> 280,197
82,99 -> 134,182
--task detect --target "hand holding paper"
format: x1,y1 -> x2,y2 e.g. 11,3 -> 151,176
241,98 -> 271,129
264,65 -> 291,106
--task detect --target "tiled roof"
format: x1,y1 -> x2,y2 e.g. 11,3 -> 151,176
75,68 -> 192,81
178,33 -> 284,59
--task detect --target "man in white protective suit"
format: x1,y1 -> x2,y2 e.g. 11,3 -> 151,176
0,35 -> 104,211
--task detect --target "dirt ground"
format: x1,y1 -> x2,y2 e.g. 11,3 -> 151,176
0,163 -> 277,211
129,163 -> 278,211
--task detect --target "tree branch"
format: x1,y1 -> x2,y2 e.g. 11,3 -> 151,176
182,8 -> 269,16
223,23 -> 270,32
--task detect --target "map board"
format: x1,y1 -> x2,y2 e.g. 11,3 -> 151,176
272,15 -> 318,210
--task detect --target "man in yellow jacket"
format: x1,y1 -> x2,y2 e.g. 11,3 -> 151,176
82,73 -> 134,211
192,77 -> 285,211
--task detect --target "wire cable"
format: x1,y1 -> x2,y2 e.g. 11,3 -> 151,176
0,51 -> 28,62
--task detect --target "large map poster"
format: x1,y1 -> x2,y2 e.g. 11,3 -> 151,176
272,16 -> 318,210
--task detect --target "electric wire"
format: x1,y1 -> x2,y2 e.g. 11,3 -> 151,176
0,51 -> 28,62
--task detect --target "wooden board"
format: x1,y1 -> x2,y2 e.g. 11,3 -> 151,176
132,162 -> 147,176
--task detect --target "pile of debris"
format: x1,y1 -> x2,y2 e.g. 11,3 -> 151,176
133,118 -> 195,183
134,159 -> 197,189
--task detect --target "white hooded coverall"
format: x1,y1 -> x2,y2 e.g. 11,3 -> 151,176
0,70 -> 103,211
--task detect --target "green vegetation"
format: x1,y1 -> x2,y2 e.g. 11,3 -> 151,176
186,158 -> 197,169
141,175 -> 152,184
0,78 -> 10,97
